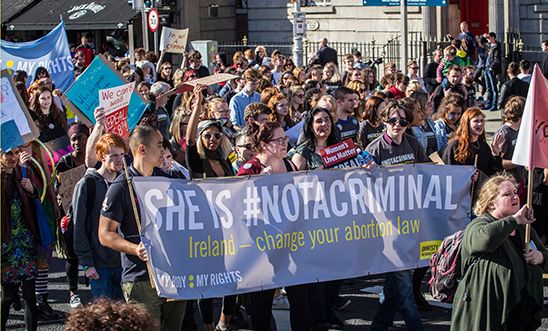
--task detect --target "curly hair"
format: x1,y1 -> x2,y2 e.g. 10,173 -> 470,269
64,299 -> 157,331
267,94 -> 294,128
502,96 -> 525,123
450,107 -> 485,164
250,121 -> 283,153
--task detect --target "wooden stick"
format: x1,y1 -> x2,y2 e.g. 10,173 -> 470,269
525,167 -> 534,247
122,158 -> 156,289
469,154 -> 479,218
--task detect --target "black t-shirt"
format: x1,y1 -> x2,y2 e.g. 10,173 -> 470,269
33,113 -> 67,143
358,120 -> 384,148
336,117 -> 359,142
366,133 -> 429,166
100,164 -> 172,283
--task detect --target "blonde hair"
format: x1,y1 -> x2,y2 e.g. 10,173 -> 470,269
323,62 -> 342,83
317,95 -> 338,122
405,80 -> 422,97
169,106 -> 192,143
473,174 -> 517,216
206,97 -> 228,118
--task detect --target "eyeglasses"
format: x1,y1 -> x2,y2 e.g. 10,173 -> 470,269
268,136 -> 289,145
386,117 -> 410,127
409,67 -> 419,70
237,143 -> 254,149
203,132 -> 223,140
163,67 -> 172,70
449,112 -> 462,116
295,94 -> 304,98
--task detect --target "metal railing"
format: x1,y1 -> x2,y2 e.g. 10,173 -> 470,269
218,31 -> 530,78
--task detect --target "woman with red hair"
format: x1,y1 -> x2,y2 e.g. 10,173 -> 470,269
442,107 -> 505,190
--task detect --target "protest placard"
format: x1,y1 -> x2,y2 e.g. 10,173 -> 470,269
320,139 -> 358,168
0,69 -> 39,151
1,22 -> 73,91
132,164 -> 474,300
58,164 -> 87,211
161,73 -> 239,98
98,82 -> 135,139
159,27 -> 189,54
62,54 -> 146,130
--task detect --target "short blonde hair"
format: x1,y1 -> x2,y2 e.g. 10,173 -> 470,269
405,80 -> 422,97
473,174 -> 517,216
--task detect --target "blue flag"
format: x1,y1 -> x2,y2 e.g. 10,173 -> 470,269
1,22 -> 74,91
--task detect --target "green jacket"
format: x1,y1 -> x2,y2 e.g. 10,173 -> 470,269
450,214 -> 548,331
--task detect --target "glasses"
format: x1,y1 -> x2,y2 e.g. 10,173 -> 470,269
203,132 -> 223,140
268,136 -> 289,145
163,67 -> 172,70
386,117 -> 410,127
409,67 -> 419,70
449,112 -> 462,116
295,94 -> 304,98
237,143 -> 254,150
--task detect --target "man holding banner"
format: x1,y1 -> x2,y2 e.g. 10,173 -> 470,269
99,125 -> 186,330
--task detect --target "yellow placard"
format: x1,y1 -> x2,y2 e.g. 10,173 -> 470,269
420,240 -> 442,260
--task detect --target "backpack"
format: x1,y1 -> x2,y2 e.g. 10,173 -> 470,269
428,230 -> 464,303
61,175 -> 96,236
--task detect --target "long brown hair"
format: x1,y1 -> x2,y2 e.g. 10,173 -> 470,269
450,107 -> 485,164
30,85 -> 67,132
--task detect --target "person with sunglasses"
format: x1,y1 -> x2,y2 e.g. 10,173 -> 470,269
406,60 -> 426,92
232,128 -> 257,173
185,85 -> 238,330
365,99 -> 428,331
236,121 -> 310,331
432,93 -> 466,151
288,86 -> 305,123
186,85 -> 235,179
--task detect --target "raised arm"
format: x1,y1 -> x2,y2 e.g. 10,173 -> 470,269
185,84 -> 207,147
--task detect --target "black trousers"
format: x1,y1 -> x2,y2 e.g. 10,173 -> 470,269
198,295 -> 237,324
1,280 -> 38,331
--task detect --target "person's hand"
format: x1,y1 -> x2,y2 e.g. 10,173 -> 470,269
261,166 -> 272,175
513,205 -> 535,225
21,178 -> 33,193
444,88 -> 452,97
524,249 -> 544,265
193,84 -> 206,103
135,242 -> 148,262
84,267 -> 100,280
19,151 -> 32,165
491,132 -> 505,156
471,170 -> 479,183
361,160 -> 376,170
94,107 -> 106,126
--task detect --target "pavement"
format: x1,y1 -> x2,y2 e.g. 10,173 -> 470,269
5,109 -> 541,331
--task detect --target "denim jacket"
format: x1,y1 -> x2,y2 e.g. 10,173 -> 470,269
411,118 -> 445,153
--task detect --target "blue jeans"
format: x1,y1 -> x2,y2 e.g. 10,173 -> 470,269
371,270 -> 423,331
483,68 -> 498,109
90,266 -> 123,300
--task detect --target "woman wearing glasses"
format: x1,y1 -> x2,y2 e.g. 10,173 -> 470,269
157,61 -> 174,88
406,60 -> 426,92
237,121 -> 310,331
287,86 -> 306,123
365,99 -> 428,331
185,85 -> 237,331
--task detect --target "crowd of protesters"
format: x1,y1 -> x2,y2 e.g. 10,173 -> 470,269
2,23 -> 548,331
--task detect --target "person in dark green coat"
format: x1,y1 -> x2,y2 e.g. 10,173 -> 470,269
451,174 -> 548,331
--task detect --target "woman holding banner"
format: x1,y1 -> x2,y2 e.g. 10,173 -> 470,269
451,175 -> 547,331
186,85 -> 237,331
366,98 -> 428,331
237,121 -> 311,331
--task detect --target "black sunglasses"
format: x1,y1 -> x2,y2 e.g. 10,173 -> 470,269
386,117 -> 410,127
237,143 -> 254,149
203,132 -> 223,140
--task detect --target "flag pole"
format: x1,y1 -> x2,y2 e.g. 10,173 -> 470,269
122,157 -> 156,289
524,65 -> 539,248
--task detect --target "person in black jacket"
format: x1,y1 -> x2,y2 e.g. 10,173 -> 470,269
484,32 -> 502,111
497,62 -> 529,110
309,38 -> 338,66
541,40 -> 548,79
423,49 -> 442,94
